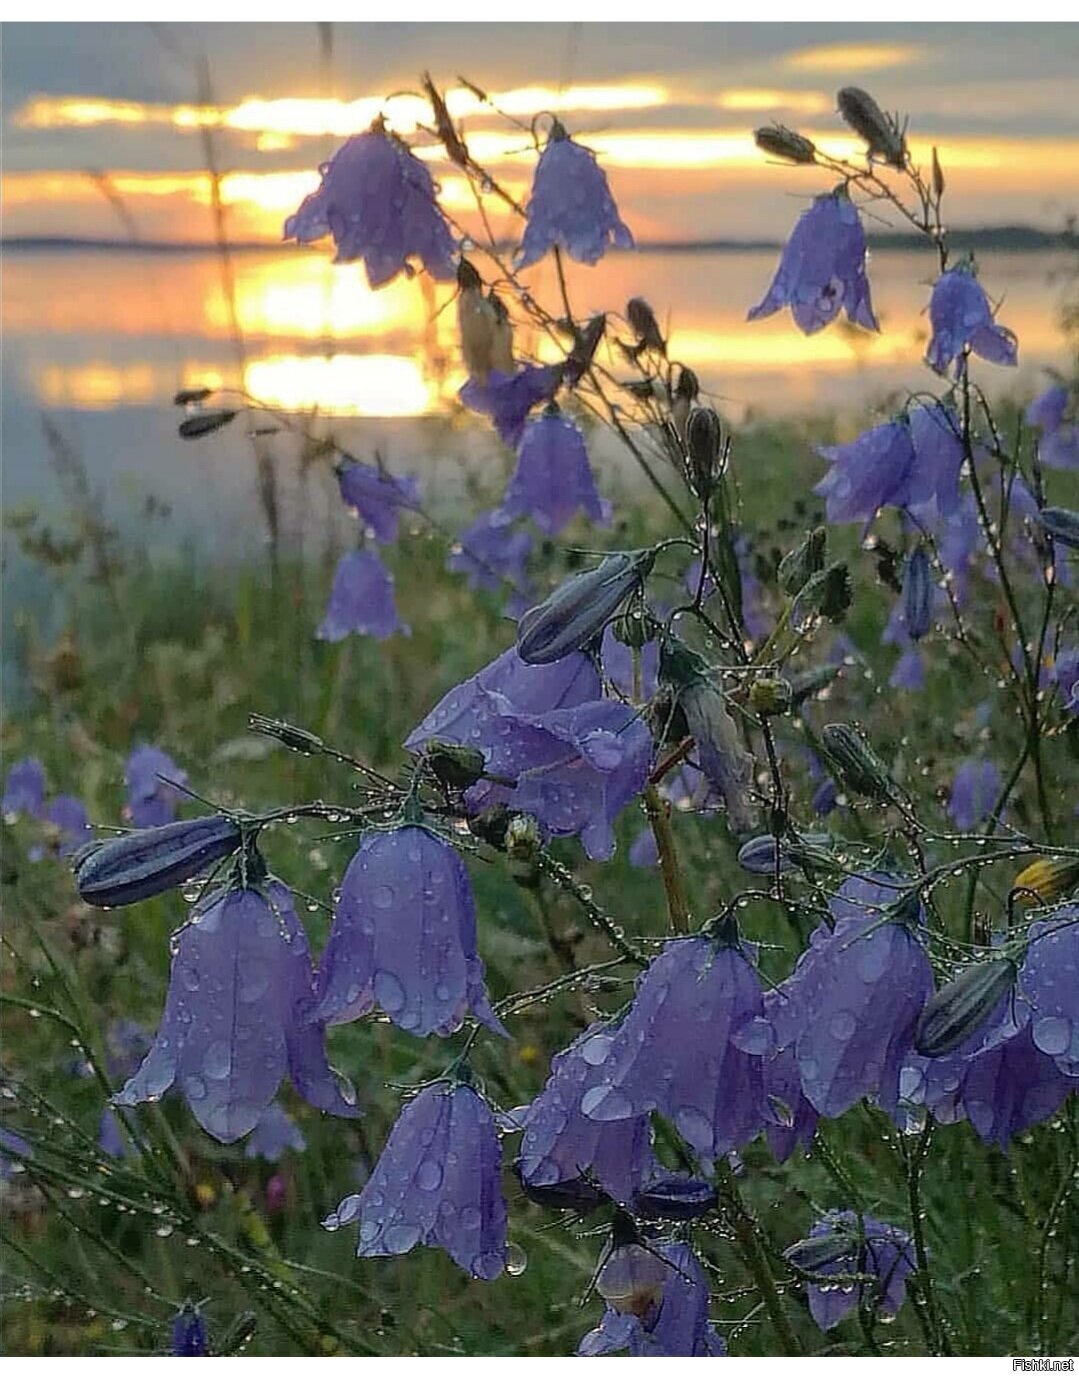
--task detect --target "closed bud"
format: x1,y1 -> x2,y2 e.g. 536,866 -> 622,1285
931,145 -> 945,200
632,1177 -> 718,1221
754,124 -> 817,165
788,661 -> 842,706
748,676 -> 792,715
423,741 -> 487,791
172,1301 -> 208,1358
74,815 -> 242,908
173,386 -> 213,406
784,1234 -> 853,1274
914,959 -> 1016,1057
517,550 -> 654,664
1037,506 -> 1079,551
837,87 -> 907,168
248,714 -> 323,755
179,410 -> 236,439
778,527 -> 827,595
1012,856 -> 1079,904
791,560 -> 852,627
626,297 -> 665,354
737,834 -> 797,876
564,313 -> 606,387
820,722 -> 896,804
685,406 -> 725,501
505,813 -> 541,862
902,546 -> 933,640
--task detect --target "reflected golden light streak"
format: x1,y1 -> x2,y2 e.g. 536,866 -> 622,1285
717,89 -> 831,114
784,44 -> 922,73
244,353 -> 437,416
36,360 -> 227,408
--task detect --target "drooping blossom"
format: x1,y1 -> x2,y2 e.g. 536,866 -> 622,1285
2,758 -> 46,820
1017,910 -> 1079,1076
925,264 -> 1018,376
748,189 -> 878,336
283,125 -> 456,288
325,1082 -> 507,1280
40,796 -> 92,858
125,745 -> 187,828
245,1103 -> 307,1162
116,880 -> 360,1144
0,1127 -> 32,1179
905,402 -> 965,518
172,1302 -> 208,1357
499,408 -> 611,536
311,825 -> 505,1038
447,510 -> 533,612
788,1211 -> 915,1332
761,1033 -> 820,1163
947,759 -> 1002,831
578,932 -> 769,1163
516,122 -> 633,270
459,365 -> 562,449
579,1240 -> 726,1357
517,1024 -> 654,1207
317,549 -> 407,642
336,460 -> 421,543
404,647 -> 651,860
1025,385 -> 1079,471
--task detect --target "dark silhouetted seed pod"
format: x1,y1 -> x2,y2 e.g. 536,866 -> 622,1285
778,527 -> 827,596
517,551 -> 654,664
74,815 -> 242,907
820,723 -> 896,804
1038,506 -> 1079,551
902,546 -> 933,640
754,124 -> 817,165
173,387 -> 214,406
632,1177 -> 718,1221
626,297 -> 666,353
564,313 -> 607,386
685,406 -> 725,501
837,86 -> 907,168
914,959 -> 1016,1057
178,410 -> 237,440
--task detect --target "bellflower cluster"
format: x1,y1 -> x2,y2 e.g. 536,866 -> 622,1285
516,121 -> 633,270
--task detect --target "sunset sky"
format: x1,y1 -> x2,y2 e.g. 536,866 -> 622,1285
4,22 -> 1079,244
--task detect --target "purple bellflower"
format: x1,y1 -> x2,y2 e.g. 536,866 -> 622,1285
283,125 -> 456,288
1026,385 -> 1079,471
748,188 -> 878,336
577,933 -> 769,1164
125,745 -> 187,828
1050,648 -> 1079,716
116,879 -> 359,1144
516,122 -> 633,270
459,364 -> 562,449
925,264 -> 1018,376
317,548 -> 407,642
336,459 -> 420,544
172,1302 -> 208,1357
791,1211 -> 915,1332
312,825 -> 505,1038
947,759 -> 1002,831
499,407 -> 611,536
579,1240 -> 726,1357
518,1023 -> 654,1207
0,1127 -> 32,1179
1017,911 -> 1079,1076
404,646 -> 651,860
325,1082 -> 507,1280
41,796 -> 92,858
245,1102 -> 307,1162
447,510 -> 533,613
2,758 -> 46,819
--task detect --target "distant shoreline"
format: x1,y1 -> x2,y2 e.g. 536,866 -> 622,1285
3,227 -> 1074,256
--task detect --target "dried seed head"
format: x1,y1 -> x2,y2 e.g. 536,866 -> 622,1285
837,86 -> 907,168
754,124 -> 817,165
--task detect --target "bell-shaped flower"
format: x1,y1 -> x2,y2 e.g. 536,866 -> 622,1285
312,825 -> 505,1038
748,189 -> 877,336
317,548 -> 407,642
499,408 -> 610,536
325,1082 -> 507,1279
2,758 -> 46,820
579,1240 -> 725,1357
244,1103 -> 306,1162
116,880 -> 360,1143
952,1024 -> 1072,1151
1016,909 -> 1079,1076
447,510 -> 533,611
578,932 -> 769,1163
761,991 -> 820,1163
788,1210 -> 915,1332
815,419 -> 915,526
404,647 -> 651,860
947,759 -> 1002,830
518,1024 -> 654,1207
125,744 -> 187,828
42,796 -> 92,858
172,1302 -> 208,1357
516,122 -> 633,270
1026,385 -> 1079,471
283,125 -> 456,288
336,459 -> 420,543
459,364 -> 562,449
906,403 -> 965,517
926,265 -> 1018,376
768,875 -> 933,1118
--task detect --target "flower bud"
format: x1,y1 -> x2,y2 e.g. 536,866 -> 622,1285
632,1176 -> 718,1221
778,527 -> 827,596
913,959 -> 1016,1057
902,546 -> 933,640
837,87 -> 907,168
173,387 -> 213,406
423,740 -> 488,791
788,661 -> 842,706
1037,506 -> 1079,551
564,313 -> 606,387
625,297 -> 665,354
748,676 -> 792,715
754,124 -> 817,165
178,410 -> 236,440
685,406 -> 726,501
784,1234 -> 853,1274
248,714 -> 324,755
820,723 -> 897,804
931,146 -> 945,200
505,813 -> 541,863
74,815 -> 242,908
516,550 -> 654,664
791,561 -> 852,628
737,834 -> 797,876
1012,857 -> 1079,904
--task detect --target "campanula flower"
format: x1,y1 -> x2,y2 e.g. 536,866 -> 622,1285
125,745 -> 187,828
578,934 -> 769,1163
325,1082 -> 507,1280
518,1024 -> 654,1207
579,1240 -> 725,1357
925,264 -> 1018,376
317,549 -> 407,642
40,796 -> 92,858
815,419 -> 915,526
761,1033 -> 820,1163
1050,648 -> 1079,715
516,121 -> 633,270
2,758 -> 45,820
0,1127 -> 32,1179
116,880 -> 359,1143
1016,910 -> 1079,1076
244,1103 -> 307,1162
499,408 -> 611,536
748,188 -> 878,336
947,759 -> 1002,831
311,825 -> 505,1038
906,402 -> 965,518
447,510 -> 533,612
336,460 -> 420,543
1026,385 -> 1079,471
405,647 -> 651,859
788,1211 -> 915,1332
459,364 -> 562,449
901,547 -> 932,641
944,1025 -> 1072,1151
283,125 -> 456,288
172,1302 -> 208,1357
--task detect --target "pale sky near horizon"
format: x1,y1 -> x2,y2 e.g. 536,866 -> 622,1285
3,21 -> 1079,242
